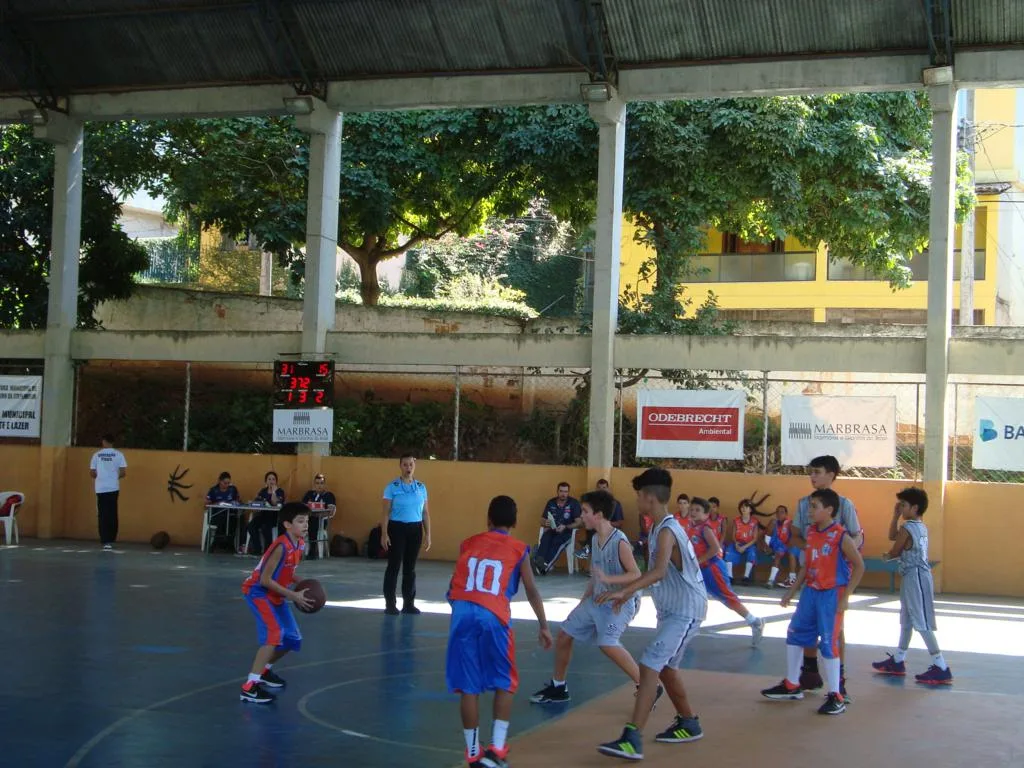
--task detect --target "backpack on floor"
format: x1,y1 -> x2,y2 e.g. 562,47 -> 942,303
329,534 -> 358,558
365,525 -> 384,559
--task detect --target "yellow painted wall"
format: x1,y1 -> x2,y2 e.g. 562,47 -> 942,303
3,443 -> 1018,596
974,89 -> 1019,178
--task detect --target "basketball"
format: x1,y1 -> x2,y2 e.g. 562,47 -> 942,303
150,531 -> 170,550
294,578 -> 327,613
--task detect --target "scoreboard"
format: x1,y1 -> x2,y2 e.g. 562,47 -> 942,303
274,360 -> 334,408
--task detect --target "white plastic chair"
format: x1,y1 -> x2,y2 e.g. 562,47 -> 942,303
314,507 -> 336,559
0,491 -> 24,545
537,526 -> 577,575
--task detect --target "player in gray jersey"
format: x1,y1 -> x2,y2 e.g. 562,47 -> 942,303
530,490 -> 647,705
596,468 -> 708,761
871,487 -> 953,685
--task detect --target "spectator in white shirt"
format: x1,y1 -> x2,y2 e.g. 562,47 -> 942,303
89,434 -> 127,551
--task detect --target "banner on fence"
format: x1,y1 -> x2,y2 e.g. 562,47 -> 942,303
272,409 -> 333,443
636,389 -> 746,460
781,395 -> 896,467
973,396 -> 1024,471
0,376 -> 42,439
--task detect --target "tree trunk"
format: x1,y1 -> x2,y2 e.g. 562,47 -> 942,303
345,248 -> 383,306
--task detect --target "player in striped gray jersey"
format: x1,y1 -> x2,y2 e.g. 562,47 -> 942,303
871,487 -> 952,685
595,468 -> 709,761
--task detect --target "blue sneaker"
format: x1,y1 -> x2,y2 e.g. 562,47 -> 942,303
654,714 -> 703,743
915,665 -> 953,685
871,653 -> 907,676
598,726 -> 644,760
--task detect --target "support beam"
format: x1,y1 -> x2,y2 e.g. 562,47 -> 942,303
36,113 -> 84,539
586,94 -> 626,476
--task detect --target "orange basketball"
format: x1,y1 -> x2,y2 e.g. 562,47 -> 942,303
294,578 -> 327,613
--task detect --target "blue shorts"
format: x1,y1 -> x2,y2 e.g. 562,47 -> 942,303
446,601 -> 517,695
724,543 -> 757,566
246,594 -> 302,651
786,586 -> 845,659
769,538 -> 801,558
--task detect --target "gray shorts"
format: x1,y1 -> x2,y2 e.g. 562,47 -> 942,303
640,615 -> 702,671
560,596 -> 639,647
900,568 -> 937,632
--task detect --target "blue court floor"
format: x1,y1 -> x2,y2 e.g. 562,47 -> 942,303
3,541 -> 1023,767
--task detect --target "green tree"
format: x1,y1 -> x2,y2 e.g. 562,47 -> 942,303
0,122 -> 158,328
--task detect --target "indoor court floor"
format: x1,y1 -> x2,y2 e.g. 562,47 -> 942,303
2,542 -> 1023,767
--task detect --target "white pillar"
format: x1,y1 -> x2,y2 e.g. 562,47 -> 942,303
294,102 -> 342,460
38,114 -> 84,448
296,102 -> 342,354
923,70 -> 957,485
586,95 -> 626,476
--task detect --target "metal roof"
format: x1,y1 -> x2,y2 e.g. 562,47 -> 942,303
1,0 -> 1021,102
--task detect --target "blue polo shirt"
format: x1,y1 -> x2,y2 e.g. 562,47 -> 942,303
384,478 -> 428,523
206,484 -> 240,504
542,497 -> 582,528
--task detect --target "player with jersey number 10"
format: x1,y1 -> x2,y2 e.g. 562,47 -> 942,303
446,496 -> 552,768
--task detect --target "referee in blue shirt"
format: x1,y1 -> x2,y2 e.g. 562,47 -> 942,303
381,454 -> 431,615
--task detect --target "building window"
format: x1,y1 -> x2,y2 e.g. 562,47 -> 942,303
827,250 -> 986,281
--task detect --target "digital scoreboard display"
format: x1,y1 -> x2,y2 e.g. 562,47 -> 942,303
274,360 -> 334,408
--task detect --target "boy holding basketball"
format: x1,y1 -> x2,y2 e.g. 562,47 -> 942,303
447,496 -> 553,768
240,501 -> 313,704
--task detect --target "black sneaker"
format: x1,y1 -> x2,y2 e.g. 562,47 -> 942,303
402,604 -> 421,615
633,682 -> 665,710
260,669 -> 286,688
597,726 -> 643,760
530,680 -> 569,703
480,746 -> 509,768
799,667 -> 823,691
817,692 -> 846,715
384,604 -> 400,615
760,679 -> 804,700
654,714 -> 703,743
239,682 -> 275,704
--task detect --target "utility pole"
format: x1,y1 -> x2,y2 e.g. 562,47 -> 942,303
958,90 -> 976,325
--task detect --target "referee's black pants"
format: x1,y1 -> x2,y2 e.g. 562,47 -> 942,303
96,491 -> 119,545
383,521 -> 423,609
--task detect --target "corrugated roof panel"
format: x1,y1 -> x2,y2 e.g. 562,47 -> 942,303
953,0 -> 1024,46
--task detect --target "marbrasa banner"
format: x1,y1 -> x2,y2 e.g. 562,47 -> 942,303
781,395 -> 895,468
973,396 -> 1024,471
636,389 -> 745,460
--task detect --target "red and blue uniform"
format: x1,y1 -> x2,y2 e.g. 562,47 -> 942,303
770,517 -> 801,558
242,533 -> 305,650
708,514 -> 726,544
725,516 -> 760,566
690,522 -> 744,613
446,530 -> 529,694
786,522 -> 850,658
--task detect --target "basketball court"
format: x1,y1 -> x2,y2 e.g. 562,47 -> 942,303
3,544 -> 1022,767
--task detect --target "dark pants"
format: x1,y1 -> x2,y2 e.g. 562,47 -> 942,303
246,510 -> 277,554
535,529 -> 572,569
383,521 -> 423,608
97,491 -> 119,545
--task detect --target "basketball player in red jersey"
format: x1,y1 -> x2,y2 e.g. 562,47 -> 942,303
447,496 -> 553,768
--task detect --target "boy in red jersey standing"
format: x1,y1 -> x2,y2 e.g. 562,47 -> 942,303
761,489 -> 864,715
240,502 -> 313,704
447,496 -> 553,768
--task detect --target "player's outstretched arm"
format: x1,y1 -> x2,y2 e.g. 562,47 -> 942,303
519,558 -> 553,649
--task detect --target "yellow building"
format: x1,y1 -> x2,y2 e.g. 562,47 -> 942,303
619,89 -> 1024,325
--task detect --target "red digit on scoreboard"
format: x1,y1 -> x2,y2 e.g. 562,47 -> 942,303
315,391 -> 325,405
318,363 -> 330,377
298,390 -> 307,404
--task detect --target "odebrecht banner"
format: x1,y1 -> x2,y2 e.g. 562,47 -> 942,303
636,389 -> 746,460
781,395 -> 896,468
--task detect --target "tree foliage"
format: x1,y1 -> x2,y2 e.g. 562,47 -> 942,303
0,123 -> 157,328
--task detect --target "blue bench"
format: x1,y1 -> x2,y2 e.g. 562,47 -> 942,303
754,550 -> 939,593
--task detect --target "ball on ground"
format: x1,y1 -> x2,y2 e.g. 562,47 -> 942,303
294,578 -> 327,613
150,531 -> 170,550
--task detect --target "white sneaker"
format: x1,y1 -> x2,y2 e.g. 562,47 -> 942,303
751,617 -> 764,647
102,544 -> 113,551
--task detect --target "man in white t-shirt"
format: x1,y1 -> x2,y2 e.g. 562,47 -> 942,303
89,434 -> 127,550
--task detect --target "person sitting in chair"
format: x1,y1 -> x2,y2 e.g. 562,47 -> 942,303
302,473 -> 337,557
531,482 -> 582,575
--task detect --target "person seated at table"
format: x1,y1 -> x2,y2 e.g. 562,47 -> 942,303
205,471 -> 241,544
301,473 -> 337,551
245,471 -> 285,556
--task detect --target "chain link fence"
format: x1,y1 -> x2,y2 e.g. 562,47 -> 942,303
68,360 -> 1023,483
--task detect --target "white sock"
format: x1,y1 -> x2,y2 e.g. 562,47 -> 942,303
492,720 -> 509,751
823,657 -> 841,695
894,649 -> 908,663
768,566 -> 779,583
263,663 -> 273,671
744,561 -> 754,579
246,673 -> 261,685
931,653 -> 948,671
788,572 -> 796,582
744,613 -> 758,626
726,561 -> 734,579
785,645 -> 803,687
464,728 -> 480,758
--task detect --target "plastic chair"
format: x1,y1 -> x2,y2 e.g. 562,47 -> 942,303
0,492 -> 24,545
314,507 -> 336,559
537,526 -> 577,575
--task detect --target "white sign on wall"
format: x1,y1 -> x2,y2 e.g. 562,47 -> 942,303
272,409 -> 333,443
973,396 -> 1024,471
0,376 -> 42,439
781,395 -> 896,468
636,389 -> 746,460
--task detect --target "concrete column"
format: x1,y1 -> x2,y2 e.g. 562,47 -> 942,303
586,95 -> 626,480
37,114 -> 84,538
923,69 -> 958,592
295,101 -> 342,460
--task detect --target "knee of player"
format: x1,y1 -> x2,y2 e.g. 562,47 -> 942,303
556,631 -> 574,647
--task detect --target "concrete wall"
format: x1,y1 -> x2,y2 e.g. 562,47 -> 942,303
2,443 -> 1015,597
95,285 -> 577,336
